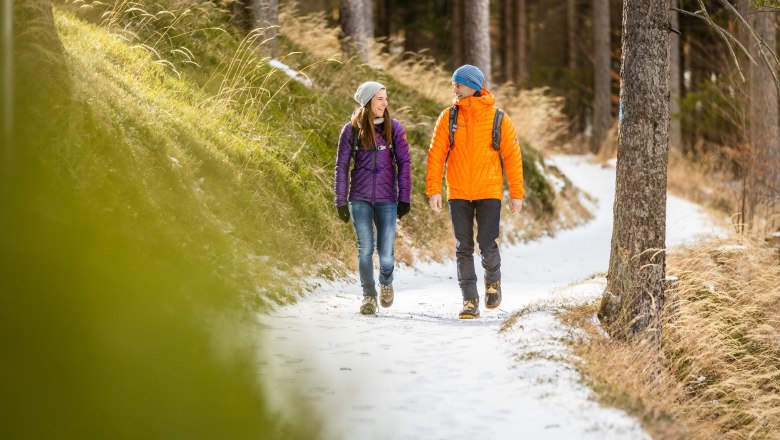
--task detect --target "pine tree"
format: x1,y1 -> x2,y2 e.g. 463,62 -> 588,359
592,0 -> 612,153
669,0 -> 682,152
340,0 -> 368,62
599,0 -> 671,342
462,0 -> 491,87
738,0 -> 779,232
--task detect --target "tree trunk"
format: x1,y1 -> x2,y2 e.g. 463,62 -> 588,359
592,0 -> 611,153
376,0 -> 391,41
340,0 -> 368,63
567,0 -> 577,73
232,1 -> 278,58
231,0 -> 253,33
462,0 -> 491,88
599,0 -> 670,343
744,3 -> 780,232
364,0 -> 374,42
452,0 -> 466,70
669,0 -> 682,153
249,0 -> 279,58
516,0 -> 528,85
500,0 -> 514,83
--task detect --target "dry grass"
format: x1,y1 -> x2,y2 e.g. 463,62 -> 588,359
278,5 -> 569,154
667,150 -> 742,224
562,235 -> 780,439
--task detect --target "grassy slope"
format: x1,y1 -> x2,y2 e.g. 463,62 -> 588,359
2,1 -> 583,436
47,0 -> 569,302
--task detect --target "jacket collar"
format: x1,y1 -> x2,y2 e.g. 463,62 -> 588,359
454,89 -> 496,111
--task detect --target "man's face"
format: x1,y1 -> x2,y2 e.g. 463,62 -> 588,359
452,82 -> 477,100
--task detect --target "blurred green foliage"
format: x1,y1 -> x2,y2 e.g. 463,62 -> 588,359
1,0 -> 319,437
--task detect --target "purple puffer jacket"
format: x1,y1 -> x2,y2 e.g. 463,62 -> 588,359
334,119 -> 412,207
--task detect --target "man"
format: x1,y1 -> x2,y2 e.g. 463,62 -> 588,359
425,64 -> 524,319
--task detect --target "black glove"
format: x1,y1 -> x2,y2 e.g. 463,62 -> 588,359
397,202 -> 410,219
337,205 -> 350,223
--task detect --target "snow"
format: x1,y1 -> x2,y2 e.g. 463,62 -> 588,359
256,154 -> 724,439
268,59 -> 313,88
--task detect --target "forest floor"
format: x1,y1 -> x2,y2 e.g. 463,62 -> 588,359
256,154 -> 724,439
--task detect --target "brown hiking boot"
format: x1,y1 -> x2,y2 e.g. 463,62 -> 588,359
379,284 -> 394,308
458,297 -> 480,319
360,296 -> 377,315
485,280 -> 502,310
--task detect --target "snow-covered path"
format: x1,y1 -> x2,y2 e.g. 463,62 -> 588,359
257,155 -> 722,439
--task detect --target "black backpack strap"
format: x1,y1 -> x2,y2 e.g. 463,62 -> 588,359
445,105 -> 458,164
351,123 -> 361,163
389,122 -> 397,166
492,109 -> 504,151
493,109 -> 505,174
448,105 -> 458,148
353,122 -> 396,166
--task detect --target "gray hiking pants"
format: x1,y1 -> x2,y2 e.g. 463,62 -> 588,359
448,199 -> 501,300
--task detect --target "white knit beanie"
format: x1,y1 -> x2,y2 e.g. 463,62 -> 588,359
354,81 -> 385,107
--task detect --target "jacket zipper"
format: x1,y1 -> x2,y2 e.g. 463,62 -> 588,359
466,105 -> 473,201
372,149 -> 377,203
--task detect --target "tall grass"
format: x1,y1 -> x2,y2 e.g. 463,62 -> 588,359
562,235 -> 780,439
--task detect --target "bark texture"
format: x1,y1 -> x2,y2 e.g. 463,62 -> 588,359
567,0 -> 577,73
500,0 -> 514,83
592,0 -> 612,153
516,0 -> 528,84
599,0 -> 670,342
340,0 -> 368,62
669,0 -> 682,152
462,0 -> 491,88
745,5 -> 779,232
250,0 -> 278,58
452,0 -> 464,68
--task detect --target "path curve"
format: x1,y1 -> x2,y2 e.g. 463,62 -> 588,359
257,155 -> 720,440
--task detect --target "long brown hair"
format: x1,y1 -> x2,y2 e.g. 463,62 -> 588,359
350,106 -> 393,151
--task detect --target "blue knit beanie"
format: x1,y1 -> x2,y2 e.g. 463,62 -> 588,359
452,64 -> 485,91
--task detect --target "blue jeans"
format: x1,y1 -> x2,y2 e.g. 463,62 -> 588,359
349,201 -> 397,296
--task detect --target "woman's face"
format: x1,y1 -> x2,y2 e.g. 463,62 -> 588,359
370,89 -> 388,118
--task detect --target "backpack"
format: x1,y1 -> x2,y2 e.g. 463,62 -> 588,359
446,105 -> 505,170
351,122 -> 397,165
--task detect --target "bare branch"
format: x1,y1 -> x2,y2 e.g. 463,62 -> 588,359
717,0 -> 780,95
692,0 -> 750,83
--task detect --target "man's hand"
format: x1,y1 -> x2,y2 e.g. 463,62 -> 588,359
508,198 -> 523,214
429,194 -> 442,213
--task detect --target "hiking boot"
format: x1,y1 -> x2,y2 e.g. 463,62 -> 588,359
379,284 -> 394,308
360,296 -> 377,315
458,297 -> 480,319
485,280 -> 502,310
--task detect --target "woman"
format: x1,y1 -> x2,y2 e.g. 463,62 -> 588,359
334,81 -> 412,315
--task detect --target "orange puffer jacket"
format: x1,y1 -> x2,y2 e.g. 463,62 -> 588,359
426,90 -> 524,201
